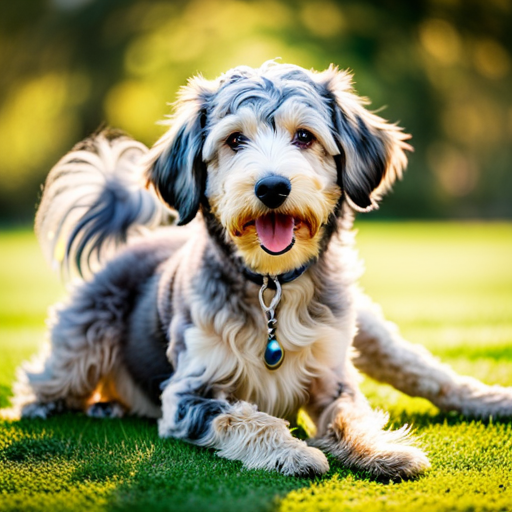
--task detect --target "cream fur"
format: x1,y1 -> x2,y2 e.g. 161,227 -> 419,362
206,106 -> 340,276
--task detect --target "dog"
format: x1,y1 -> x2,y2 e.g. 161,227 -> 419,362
13,62 -> 512,480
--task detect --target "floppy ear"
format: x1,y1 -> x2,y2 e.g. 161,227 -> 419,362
318,66 -> 411,212
144,77 -> 215,225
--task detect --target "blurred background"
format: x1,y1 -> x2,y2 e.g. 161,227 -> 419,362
1,7 -> 512,504
1,0 -> 511,223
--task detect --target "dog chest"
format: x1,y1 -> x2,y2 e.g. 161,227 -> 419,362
184,278 -> 353,418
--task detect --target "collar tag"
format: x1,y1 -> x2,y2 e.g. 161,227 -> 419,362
259,276 -> 285,370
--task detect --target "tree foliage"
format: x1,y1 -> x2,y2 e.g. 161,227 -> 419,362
1,0 -> 511,221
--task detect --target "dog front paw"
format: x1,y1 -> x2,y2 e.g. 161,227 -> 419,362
273,442 -> 330,478
211,402 -> 330,477
345,445 -> 430,480
312,433 -> 430,480
356,444 -> 431,480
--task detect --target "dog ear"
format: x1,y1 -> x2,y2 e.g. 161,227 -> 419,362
144,78 -> 215,225
317,66 -> 411,212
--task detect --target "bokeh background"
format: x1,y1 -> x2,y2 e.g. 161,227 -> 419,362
1,4 -> 512,510
1,0 -> 512,223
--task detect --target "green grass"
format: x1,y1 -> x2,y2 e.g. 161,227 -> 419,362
1,223 -> 512,512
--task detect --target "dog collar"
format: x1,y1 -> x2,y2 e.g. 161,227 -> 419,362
242,261 -> 313,289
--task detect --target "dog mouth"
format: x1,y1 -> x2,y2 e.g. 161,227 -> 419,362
241,213 -> 306,256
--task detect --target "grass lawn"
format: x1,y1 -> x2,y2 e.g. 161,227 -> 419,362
1,222 -> 512,512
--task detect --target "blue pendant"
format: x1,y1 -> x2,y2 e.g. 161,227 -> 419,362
264,337 -> 284,370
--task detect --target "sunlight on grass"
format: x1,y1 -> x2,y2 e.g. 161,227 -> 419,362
357,223 -> 512,327
357,222 -> 512,373
0,230 -> 64,327
0,230 -> 65,407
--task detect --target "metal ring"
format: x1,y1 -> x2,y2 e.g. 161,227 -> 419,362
258,275 -> 282,313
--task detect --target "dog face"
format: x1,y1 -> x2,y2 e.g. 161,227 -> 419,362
203,81 -> 341,276
145,62 -> 410,275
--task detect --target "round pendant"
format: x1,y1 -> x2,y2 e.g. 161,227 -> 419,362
264,337 -> 284,370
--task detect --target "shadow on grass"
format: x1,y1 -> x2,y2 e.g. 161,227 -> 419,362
2,406 -> 510,512
0,415 -> 318,512
387,408 -> 512,429
0,414 -> 416,512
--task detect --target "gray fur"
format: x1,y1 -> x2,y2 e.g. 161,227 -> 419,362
124,273 -> 173,405
87,401 -> 125,418
149,112 -> 208,225
211,67 -> 332,122
331,112 -> 387,210
36,132 -> 169,277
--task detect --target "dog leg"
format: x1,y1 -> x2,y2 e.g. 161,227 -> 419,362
306,366 -> 430,480
353,294 -> 512,418
158,375 -> 329,477
13,283 -> 122,418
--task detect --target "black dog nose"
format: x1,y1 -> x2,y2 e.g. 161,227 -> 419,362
255,176 -> 291,209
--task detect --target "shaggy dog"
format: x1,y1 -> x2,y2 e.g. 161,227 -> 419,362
13,62 -> 512,479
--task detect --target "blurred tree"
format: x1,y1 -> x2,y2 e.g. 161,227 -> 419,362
0,0 -> 511,222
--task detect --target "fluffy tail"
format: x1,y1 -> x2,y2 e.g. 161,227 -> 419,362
36,130 -> 169,279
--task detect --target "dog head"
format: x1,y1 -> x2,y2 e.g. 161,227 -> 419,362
145,62 -> 411,275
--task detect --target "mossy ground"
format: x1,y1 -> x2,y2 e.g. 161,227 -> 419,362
1,223 -> 511,512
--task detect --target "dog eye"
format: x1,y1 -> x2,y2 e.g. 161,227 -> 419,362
226,132 -> 248,152
293,129 -> 315,148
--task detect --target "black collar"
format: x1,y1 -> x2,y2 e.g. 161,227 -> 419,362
242,260 -> 314,289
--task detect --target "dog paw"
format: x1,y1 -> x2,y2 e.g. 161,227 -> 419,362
311,433 -> 430,480
87,401 -> 125,418
271,441 -> 330,478
367,445 -> 431,480
20,399 -> 66,419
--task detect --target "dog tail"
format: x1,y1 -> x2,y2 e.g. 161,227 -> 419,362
36,130 -> 169,279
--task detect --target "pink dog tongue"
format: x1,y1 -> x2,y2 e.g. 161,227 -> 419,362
255,214 -> 294,254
